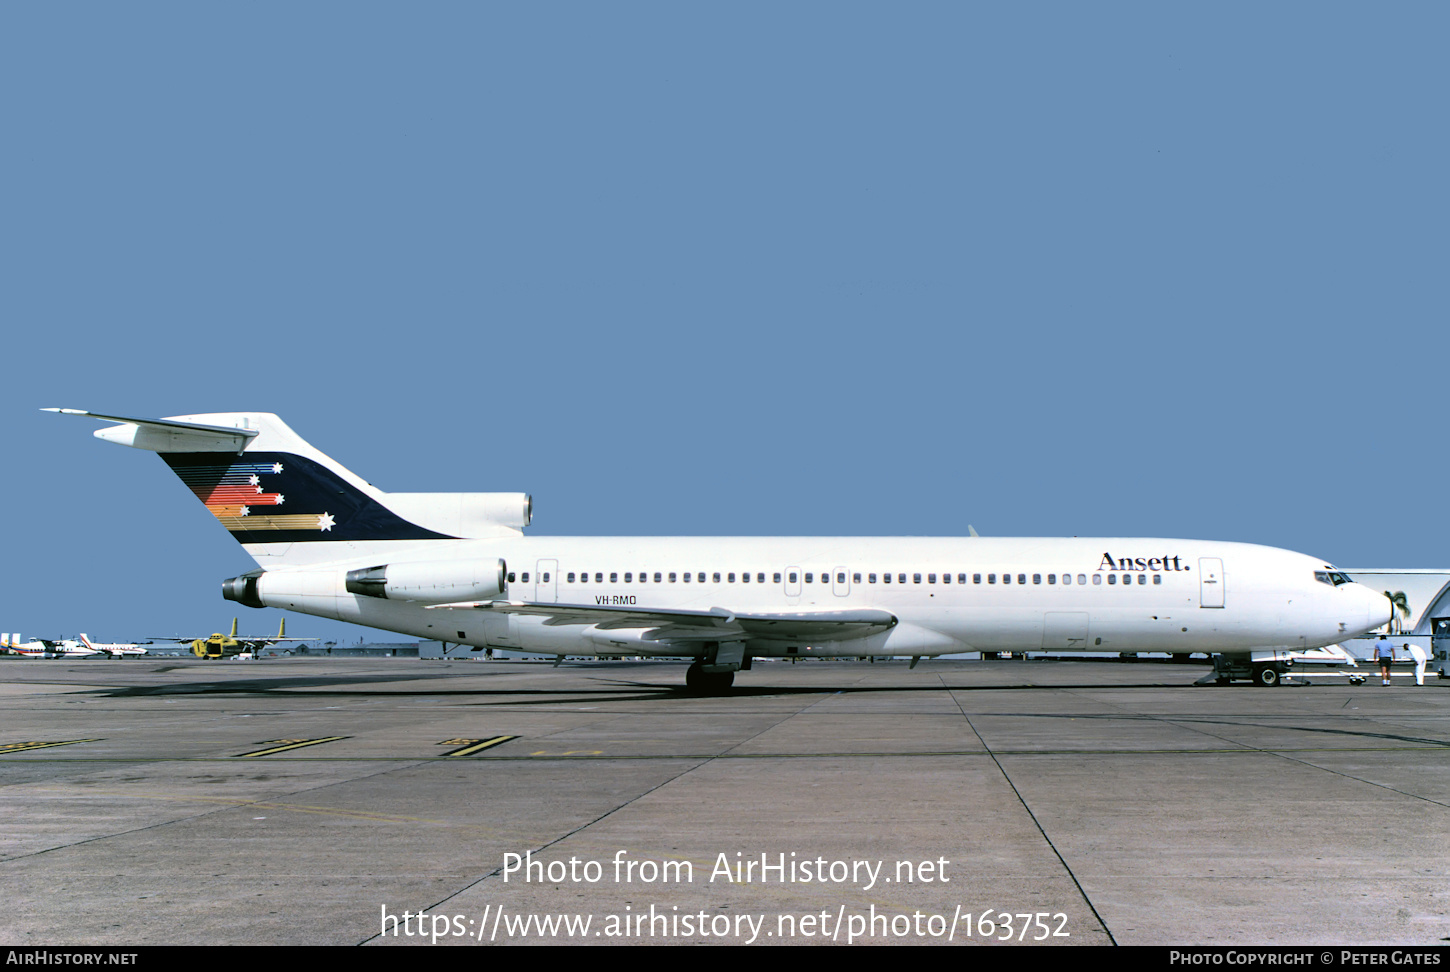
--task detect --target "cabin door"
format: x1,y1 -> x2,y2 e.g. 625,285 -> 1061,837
1199,558 -> 1224,608
535,559 -> 558,603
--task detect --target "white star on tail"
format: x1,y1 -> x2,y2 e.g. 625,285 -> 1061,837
249,475 -> 260,486
239,506 -> 250,516
272,463 -> 284,474
317,512 -> 335,531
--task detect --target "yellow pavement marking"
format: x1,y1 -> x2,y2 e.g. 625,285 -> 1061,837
234,736 -> 349,758
0,738 -> 100,754
441,735 -> 517,757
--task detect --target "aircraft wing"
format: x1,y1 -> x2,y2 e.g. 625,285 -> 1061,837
238,636 -> 321,646
428,600 -> 896,642
146,635 -> 319,643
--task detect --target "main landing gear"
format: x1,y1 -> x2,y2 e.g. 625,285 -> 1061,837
685,662 -> 734,695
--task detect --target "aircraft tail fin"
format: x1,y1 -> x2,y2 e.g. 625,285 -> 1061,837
230,618 -> 238,639
278,617 -> 286,639
49,410 -> 532,567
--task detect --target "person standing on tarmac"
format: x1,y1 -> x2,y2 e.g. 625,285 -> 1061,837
1375,634 -> 1395,685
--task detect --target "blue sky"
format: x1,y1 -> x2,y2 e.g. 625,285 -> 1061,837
4,3 -> 1446,644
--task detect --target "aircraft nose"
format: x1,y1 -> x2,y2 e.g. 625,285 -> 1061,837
1365,587 -> 1393,632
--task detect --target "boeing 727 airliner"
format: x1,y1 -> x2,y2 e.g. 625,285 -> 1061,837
50,409 -> 1392,692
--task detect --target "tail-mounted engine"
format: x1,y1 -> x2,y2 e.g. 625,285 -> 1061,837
344,559 -> 506,603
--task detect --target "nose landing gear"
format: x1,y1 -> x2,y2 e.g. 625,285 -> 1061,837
1197,653 -> 1291,686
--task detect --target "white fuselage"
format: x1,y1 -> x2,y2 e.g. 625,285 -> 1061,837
252,536 -> 1389,658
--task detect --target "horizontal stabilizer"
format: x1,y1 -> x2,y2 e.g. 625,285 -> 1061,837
44,408 -> 259,453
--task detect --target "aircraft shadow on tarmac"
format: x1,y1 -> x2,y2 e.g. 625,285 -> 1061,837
87,670 -> 1201,702
75,669 -> 1450,748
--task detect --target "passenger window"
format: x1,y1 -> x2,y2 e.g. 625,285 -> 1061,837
741,572 -> 750,583
788,572 -> 797,583
507,572 -> 516,583
883,573 -> 892,584
869,573 -> 877,583
595,573 -> 603,583
728,573 -> 735,583
805,573 -> 814,584
1137,574 -> 1146,585
1108,574 -> 1117,585
988,574 -> 996,584
714,572 -> 721,583
684,572 -> 692,583
974,574 -> 981,584
1092,574 -> 1101,585
1062,573 -> 1070,585
958,573 -> 967,584
776,573 -> 784,583
624,572 -> 632,583
1004,574 -> 1011,585
543,572 -> 550,582
853,573 -> 861,583
1048,574 -> 1055,584
928,574 -> 936,584
1033,574 -> 1041,585
1153,574 -> 1161,584
898,573 -> 906,584
654,572 -> 663,583
838,572 -> 846,584
758,573 -> 766,583
567,573 -> 576,583
610,572 -> 617,583
669,572 -> 677,583
942,573 -> 951,584
1018,574 -> 1026,585
522,572 -> 530,582
698,573 -> 705,583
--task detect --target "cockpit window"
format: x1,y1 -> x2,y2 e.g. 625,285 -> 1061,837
1315,571 -> 1333,586
1332,572 -> 1353,585
1316,570 -> 1354,587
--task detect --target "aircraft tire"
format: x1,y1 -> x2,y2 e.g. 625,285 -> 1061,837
1254,666 -> 1280,687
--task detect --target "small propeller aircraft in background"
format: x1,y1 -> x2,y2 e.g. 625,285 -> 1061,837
77,634 -> 149,657
153,618 -> 318,659
2,634 -> 99,658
